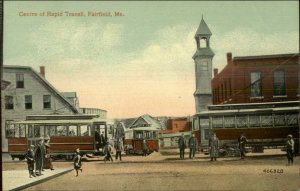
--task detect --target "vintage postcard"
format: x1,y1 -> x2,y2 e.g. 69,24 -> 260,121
1,1 -> 299,191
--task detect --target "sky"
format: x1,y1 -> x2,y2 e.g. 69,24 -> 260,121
3,1 -> 299,119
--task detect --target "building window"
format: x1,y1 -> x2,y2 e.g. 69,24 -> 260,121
273,71 -> 286,96
16,74 -> 24,88
43,95 -> 51,109
250,72 -> 262,97
25,95 -> 32,109
5,96 -> 14,109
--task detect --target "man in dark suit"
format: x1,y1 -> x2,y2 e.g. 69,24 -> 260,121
188,133 -> 198,159
35,137 -> 46,176
178,133 -> 186,160
100,132 -> 106,148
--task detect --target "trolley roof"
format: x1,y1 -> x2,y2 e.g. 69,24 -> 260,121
17,114 -> 106,124
194,106 -> 299,116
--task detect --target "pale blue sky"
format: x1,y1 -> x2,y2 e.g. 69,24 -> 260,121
4,1 -> 299,118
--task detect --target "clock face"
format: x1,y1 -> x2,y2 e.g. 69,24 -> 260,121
195,59 -> 209,71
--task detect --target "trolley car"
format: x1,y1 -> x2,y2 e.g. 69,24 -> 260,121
192,101 -> 299,156
8,114 -> 107,160
124,126 -> 159,155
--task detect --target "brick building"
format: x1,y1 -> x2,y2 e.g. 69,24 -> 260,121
212,53 -> 299,104
166,117 -> 191,133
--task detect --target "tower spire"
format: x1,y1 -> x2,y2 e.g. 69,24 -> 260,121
193,18 -> 214,112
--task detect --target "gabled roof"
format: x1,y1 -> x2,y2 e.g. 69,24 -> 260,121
130,114 -> 162,129
195,18 -> 212,37
61,92 -> 77,98
1,79 -> 11,90
3,65 -> 78,114
115,118 -> 136,129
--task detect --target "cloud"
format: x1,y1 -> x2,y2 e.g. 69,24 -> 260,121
30,20 -> 123,63
212,28 -> 299,70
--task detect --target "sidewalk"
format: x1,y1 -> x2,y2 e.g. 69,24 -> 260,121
2,168 -> 73,191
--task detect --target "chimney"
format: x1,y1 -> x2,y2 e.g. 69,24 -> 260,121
40,66 -> 45,78
213,68 -> 218,77
227,52 -> 232,65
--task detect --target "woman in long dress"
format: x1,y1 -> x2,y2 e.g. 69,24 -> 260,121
43,137 -> 54,170
209,133 -> 219,161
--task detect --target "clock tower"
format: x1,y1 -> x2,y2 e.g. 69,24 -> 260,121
193,17 -> 214,112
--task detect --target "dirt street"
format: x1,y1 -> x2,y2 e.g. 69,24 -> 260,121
2,151 -> 300,191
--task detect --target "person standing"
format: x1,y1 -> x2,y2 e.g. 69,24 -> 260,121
26,145 -> 36,178
103,141 -> 113,162
94,131 -> 101,151
35,137 -> 46,176
238,133 -> 247,160
178,133 -> 186,160
115,138 -> 123,161
74,148 -> 82,177
286,134 -> 294,165
100,132 -> 106,148
44,137 -> 54,170
209,133 -> 219,161
142,139 -> 148,157
188,133 -> 198,159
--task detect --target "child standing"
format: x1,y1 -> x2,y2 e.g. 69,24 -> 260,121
26,145 -> 36,178
74,148 -> 82,176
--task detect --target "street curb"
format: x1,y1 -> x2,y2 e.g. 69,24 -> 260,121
10,169 -> 73,191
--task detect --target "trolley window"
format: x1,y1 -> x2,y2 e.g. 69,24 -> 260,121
134,131 -> 143,139
212,116 -> 223,128
199,117 -> 209,129
68,125 -> 78,136
249,115 -> 260,128
261,115 -> 273,127
286,113 -> 298,126
5,120 -> 15,138
274,114 -> 286,127
34,125 -> 41,137
28,125 -> 34,138
204,129 -> 210,140
19,124 -> 26,137
45,126 -> 56,137
236,115 -> 248,128
224,116 -> 235,128
153,131 -> 157,139
57,125 -> 67,136
194,117 -> 200,130
80,125 -> 90,136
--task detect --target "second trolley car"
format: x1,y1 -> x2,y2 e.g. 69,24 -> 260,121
124,126 -> 159,155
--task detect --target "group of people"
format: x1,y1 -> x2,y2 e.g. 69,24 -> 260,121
178,133 -> 295,164
103,138 -> 125,162
178,133 -> 198,160
25,137 -> 54,178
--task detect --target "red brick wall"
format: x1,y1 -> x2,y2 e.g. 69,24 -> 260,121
212,54 -> 299,104
168,118 -> 191,132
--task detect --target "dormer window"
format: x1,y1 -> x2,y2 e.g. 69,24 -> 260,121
16,74 -> 24,88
